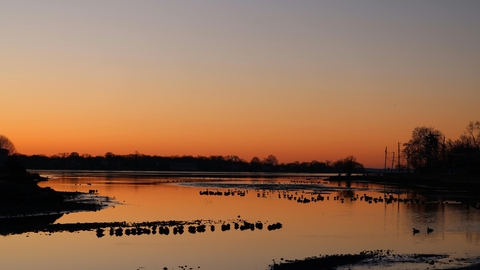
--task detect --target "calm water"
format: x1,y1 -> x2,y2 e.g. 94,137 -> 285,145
1,171 -> 480,270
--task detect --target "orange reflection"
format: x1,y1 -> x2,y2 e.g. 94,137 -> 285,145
30,173 -> 480,270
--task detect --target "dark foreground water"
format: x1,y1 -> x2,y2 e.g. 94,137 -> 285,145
1,171 -> 479,270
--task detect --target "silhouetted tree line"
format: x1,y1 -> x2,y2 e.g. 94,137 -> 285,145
1,133 -> 365,174
402,121 -> 480,175
11,152 -> 365,174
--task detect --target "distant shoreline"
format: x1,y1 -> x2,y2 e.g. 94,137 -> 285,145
33,168 -> 480,192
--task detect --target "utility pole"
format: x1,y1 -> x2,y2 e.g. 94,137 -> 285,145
398,142 -> 401,174
391,152 -> 395,173
384,147 -> 387,174
442,136 -> 446,172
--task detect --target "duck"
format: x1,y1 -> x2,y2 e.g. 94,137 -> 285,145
427,227 -> 434,234
413,228 -> 420,234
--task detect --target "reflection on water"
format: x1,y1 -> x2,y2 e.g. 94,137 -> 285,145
0,214 -> 64,236
0,171 -> 479,270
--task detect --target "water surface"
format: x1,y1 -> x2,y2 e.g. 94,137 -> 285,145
2,171 -> 479,270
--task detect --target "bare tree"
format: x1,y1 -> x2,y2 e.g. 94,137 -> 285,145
465,121 -> 480,150
0,134 -> 16,154
403,126 -> 443,173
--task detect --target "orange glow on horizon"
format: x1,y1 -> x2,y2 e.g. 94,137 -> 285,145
5,119 -> 472,169
2,2 -> 479,169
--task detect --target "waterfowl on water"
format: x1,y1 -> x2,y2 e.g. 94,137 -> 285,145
427,227 -> 433,234
413,228 -> 420,234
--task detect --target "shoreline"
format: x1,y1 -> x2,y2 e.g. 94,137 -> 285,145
270,251 -> 480,270
0,191 -> 108,218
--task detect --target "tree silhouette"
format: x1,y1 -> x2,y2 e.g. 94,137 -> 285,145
0,134 -> 16,154
465,121 -> 480,150
263,155 -> 279,166
249,156 -> 262,171
333,156 -> 364,177
446,121 -> 480,174
403,126 -> 443,173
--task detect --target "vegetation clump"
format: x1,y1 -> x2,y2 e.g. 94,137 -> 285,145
270,250 -> 391,270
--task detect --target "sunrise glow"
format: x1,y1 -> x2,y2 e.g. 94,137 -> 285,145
2,1 -> 479,168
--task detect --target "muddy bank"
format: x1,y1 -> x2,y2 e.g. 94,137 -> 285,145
270,250 -> 480,270
0,190 -> 108,218
0,213 -> 64,235
270,250 -> 387,270
0,170 -> 110,218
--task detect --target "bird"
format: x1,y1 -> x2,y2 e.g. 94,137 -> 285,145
427,227 -> 433,234
413,228 -> 420,234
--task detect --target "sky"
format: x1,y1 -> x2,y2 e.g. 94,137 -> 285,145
1,1 -> 479,168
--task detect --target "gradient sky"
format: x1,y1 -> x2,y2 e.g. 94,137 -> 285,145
1,1 -> 479,167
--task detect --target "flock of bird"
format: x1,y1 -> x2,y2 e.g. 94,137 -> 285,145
197,184 -> 480,238
198,186 -> 480,210
198,188 -> 434,206
95,220 -> 282,238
